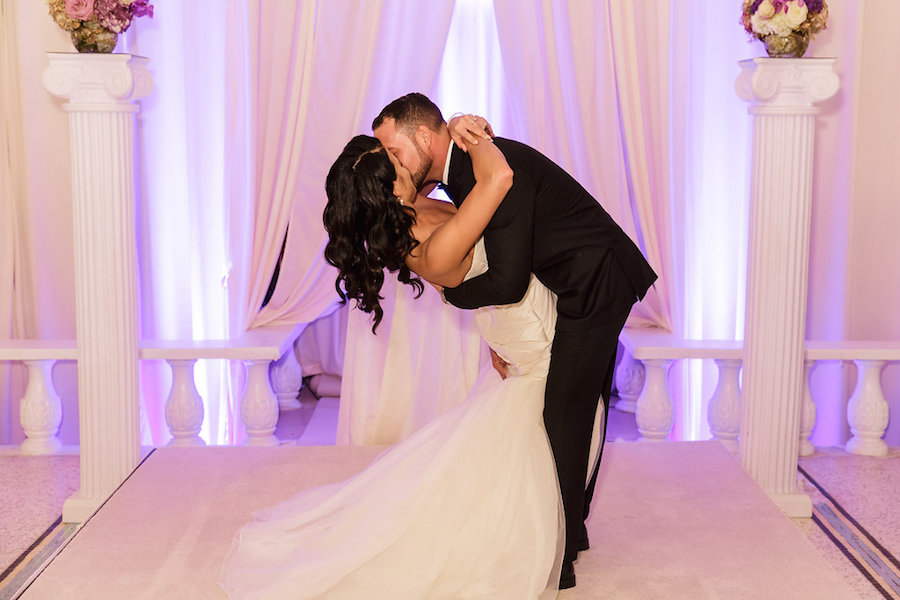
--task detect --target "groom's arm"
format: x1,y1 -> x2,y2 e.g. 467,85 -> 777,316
441,175 -> 536,309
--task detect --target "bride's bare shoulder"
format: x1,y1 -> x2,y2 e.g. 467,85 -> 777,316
409,196 -> 456,243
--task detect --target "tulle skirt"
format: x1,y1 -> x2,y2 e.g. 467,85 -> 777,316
220,366 -> 564,599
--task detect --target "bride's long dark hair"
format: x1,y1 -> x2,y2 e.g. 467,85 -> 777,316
323,135 -> 423,332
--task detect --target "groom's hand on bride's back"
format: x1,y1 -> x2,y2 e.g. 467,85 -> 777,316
490,348 -> 509,380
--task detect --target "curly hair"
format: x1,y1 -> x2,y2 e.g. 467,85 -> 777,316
323,135 -> 423,333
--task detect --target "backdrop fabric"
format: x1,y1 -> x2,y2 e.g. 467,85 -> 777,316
2,0 -> 898,447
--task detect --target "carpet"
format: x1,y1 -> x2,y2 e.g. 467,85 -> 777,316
19,442 -> 860,599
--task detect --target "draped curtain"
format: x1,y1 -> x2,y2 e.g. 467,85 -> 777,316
491,0 -> 673,332
5,0 -> 894,448
0,0 -> 27,442
1,0 -> 75,446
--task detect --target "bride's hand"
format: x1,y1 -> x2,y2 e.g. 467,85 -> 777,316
448,113 -> 494,153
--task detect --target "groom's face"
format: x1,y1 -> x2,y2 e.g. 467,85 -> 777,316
374,118 -> 432,190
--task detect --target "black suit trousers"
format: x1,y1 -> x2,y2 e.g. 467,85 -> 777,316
543,308 -> 630,563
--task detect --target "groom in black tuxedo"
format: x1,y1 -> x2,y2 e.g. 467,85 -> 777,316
373,93 -> 656,589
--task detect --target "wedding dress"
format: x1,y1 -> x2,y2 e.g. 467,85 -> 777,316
220,240 -> 564,599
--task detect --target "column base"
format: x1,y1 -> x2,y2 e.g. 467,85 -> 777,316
63,491 -> 104,524
770,490 -> 812,518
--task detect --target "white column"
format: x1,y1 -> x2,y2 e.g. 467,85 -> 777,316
43,53 -> 152,523
736,58 -> 838,517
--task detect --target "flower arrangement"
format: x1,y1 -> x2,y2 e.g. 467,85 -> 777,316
741,0 -> 828,57
48,0 -> 154,53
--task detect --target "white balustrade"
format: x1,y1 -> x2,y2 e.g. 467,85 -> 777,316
708,358 -> 742,453
634,358 -> 674,441
163,359 -> 205,447
140,322 -> 304,448
242,359 -> 280,446
269,350 -> 304,410
0,343 -> 77,455
620,329 -> 744,445
613,351 -> 644,414
845,360 -> 889,457
805,342 -> 900,457
799,359 -> 816,457
19,360 -> 64,455
618,333 -> 898,461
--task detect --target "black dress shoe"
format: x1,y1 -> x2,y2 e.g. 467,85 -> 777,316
559,560 -> 576,589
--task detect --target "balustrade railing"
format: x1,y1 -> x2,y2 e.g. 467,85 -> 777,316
617,329 -> 900,457
6,327 -> 896,460
0,323 -> 305,454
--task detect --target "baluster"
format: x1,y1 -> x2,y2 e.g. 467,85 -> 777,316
636,358 -> 674,441
614,350 -> 644,414
164,359 -> 205,447
708,358 -> 742,453
798,359 -> 816,457
845,359 -> 888,456
242,359 -> 280,446
269,350 -> 303,410
19,359 -> 63,455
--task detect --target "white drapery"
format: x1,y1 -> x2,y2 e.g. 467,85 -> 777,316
3,0 -> 899,447
491,0 -> 672,331
0,0 -> 29,441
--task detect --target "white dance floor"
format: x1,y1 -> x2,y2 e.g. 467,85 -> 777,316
20,441 -> 859,599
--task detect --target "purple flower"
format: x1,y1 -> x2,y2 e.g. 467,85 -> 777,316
131,0 -> 153,19
806,0 -> 824,13
94,0 -> 132,32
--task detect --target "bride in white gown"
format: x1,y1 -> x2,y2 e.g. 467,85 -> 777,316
220,122 -> 564,599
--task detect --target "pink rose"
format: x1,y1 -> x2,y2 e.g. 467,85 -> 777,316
65,0 -> 94,20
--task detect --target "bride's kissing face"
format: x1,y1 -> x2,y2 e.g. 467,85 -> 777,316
386,149 -> 417,207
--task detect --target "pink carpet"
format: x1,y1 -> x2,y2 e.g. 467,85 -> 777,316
20,442 -> 860,599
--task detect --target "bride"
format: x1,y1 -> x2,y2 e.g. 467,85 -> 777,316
220,118 -> 564,599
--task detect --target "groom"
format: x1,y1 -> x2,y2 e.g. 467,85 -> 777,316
373,93 -> 656,589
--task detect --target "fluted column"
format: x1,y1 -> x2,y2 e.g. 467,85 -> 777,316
735,58 -> 838,517
44,53 -> 152,523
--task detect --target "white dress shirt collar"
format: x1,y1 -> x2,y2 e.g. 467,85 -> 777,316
441,139 -> 455,186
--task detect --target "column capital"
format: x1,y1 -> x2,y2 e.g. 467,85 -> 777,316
43,52 -> 152,111
736,58 -> 839,115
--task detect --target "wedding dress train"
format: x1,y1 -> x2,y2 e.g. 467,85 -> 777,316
220,241 -> 564,599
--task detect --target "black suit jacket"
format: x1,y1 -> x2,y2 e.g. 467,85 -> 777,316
441,138 -> 657,330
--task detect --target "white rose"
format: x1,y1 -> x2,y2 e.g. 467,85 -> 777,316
751,12 -> 781,36
784,1 -> 809,29
756,12 -> 792,36
757,0 -> 776,18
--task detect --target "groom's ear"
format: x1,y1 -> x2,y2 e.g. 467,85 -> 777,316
414,125 -> 432,151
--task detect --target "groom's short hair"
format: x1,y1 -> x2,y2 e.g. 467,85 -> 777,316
373,93 -> 445,134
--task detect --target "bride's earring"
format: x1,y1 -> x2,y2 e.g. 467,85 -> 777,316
396,196 -> 404,206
